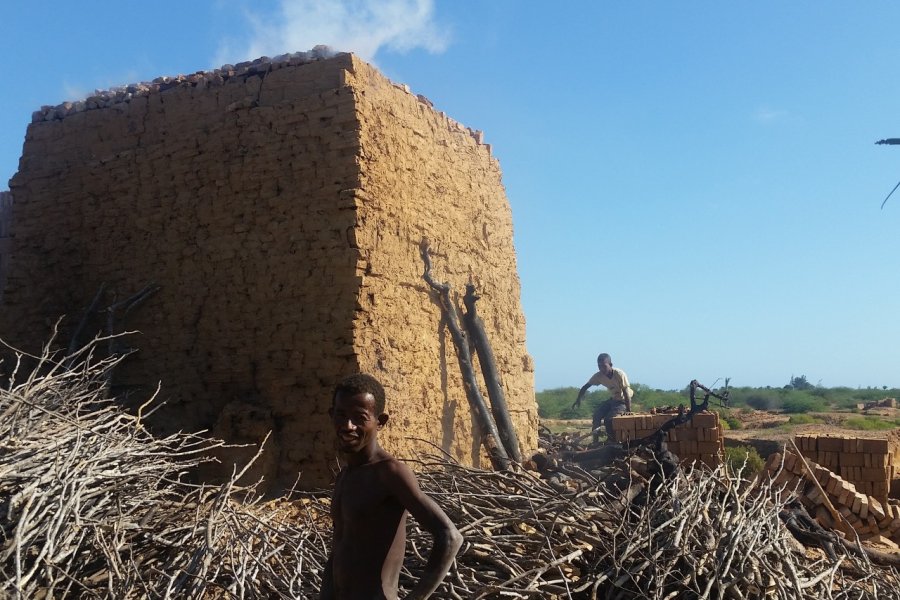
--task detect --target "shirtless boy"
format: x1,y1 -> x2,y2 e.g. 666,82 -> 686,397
320,374 -> 463,600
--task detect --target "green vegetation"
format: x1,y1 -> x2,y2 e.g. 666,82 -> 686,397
787,414 -> 823,425
723,445 -> 765,475
721,414 -> 742,430
537,382 -> 900,421
535,387 -> 609,420
843,416 -> 900,431
780,393 -> 827,414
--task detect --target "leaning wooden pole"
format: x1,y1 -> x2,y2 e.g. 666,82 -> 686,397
462,284 -> 522,463
419,239 -> 510,471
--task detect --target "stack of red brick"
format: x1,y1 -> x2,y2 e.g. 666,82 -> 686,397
794,434 -> 899,502
765,447 -> 900,543
612,411 -> 724,466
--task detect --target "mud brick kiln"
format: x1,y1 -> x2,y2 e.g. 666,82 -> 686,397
0,52 -> 538,488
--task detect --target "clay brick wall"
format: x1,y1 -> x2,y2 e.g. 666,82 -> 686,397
344,60 -> 536,465
612,411 -> 724,466
1,53 -> 536,488
794,434 -> 899,502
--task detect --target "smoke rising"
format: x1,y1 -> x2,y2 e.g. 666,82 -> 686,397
226,0 -> 450,64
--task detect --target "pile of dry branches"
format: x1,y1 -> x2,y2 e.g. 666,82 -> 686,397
2,340 -> 899,599
408,455 -> 900,599
0,341 -> 331,599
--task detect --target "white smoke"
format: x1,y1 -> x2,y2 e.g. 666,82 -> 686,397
225,0 -> 450,64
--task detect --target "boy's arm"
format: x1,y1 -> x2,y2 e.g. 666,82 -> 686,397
572,382 -> 592,409
620,371 -> 633,412
319,556 -> 335,600
383,460 -> 463,600
320,477 -> 342,600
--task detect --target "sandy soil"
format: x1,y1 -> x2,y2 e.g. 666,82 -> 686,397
726,408 -> 899,447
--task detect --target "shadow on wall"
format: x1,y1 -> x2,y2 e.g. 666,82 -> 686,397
205,397 -> 278,487
0,192 -> 12,304
439,320 -> 457,456
435,318 -> 484,469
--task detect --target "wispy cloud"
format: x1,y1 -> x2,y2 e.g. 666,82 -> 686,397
752,106 -> 789,124
219,0 -> 450,66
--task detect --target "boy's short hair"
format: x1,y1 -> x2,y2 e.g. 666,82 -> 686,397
333,373 -> 386,414
597,353 -> 611,365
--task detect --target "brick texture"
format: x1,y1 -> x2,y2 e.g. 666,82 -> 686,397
612,411 -> 724,466
794,434 -> 899,503
0,54 -> 537,489
765,448 -> 900,542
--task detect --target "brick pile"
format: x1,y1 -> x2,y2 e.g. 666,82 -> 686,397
793,434 -> 899,502
861,397 -> 898,410
27,47 -> 339,123
0,53 -> 537,489
765,448 -> 900,543
611,411 -> 724,466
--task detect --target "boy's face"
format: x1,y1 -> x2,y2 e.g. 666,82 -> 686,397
598,357 -> 613,377
331,390 -> 387,454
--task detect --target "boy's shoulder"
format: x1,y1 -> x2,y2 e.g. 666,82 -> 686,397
339,453 -> 411,481
369,454 -> 421,494
373,453 -> 413,478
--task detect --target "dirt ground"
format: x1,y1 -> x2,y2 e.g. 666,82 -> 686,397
726,408 -> 900,447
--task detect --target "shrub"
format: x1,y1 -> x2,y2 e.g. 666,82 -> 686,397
723,415 -> 742,430
558,406 -> 583,420
787,414 -> 821,425
745,393 -> 778,411
781,396 -> 826,414
724,445 -> 765,475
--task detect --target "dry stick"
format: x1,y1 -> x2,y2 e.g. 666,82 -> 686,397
787,439 -> 848,532
462,284 -> 522,463
419,239 -> 510,471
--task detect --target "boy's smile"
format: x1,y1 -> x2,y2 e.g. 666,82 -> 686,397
331,390 -> 387,455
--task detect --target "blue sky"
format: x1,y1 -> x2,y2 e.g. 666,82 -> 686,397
2,1 -> 899,391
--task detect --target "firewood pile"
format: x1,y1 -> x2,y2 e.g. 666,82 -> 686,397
2,343 -> 899,599
407,449 -> 900,599
0,345 -> 333,599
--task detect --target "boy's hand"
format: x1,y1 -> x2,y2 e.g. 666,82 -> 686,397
571,399 -> 580,410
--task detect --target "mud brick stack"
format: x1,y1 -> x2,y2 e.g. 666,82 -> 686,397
765,449 -> 900,543
0,52 -> 538,489
794,434 -> 899,503
611,411 -> 724,466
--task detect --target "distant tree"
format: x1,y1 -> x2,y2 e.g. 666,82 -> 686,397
787,375 -> 813,391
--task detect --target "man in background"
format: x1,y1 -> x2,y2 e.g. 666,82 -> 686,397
572,353 -> 634,444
